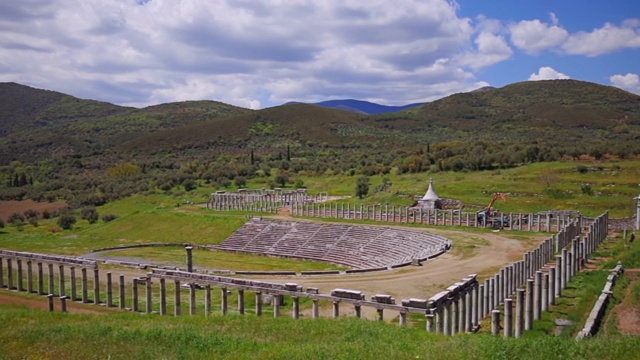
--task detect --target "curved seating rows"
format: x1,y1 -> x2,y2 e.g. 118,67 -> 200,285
211,219 -> 451,269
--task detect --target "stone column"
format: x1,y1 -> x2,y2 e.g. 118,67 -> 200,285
499,268 -> 505,305
332,300 -> 340,318
174,280 -> 181,316
37,262 -> 44,295
238,289 -> 245,315
58,264 -> 64,297
458,291 -> 465,332
159,278 -> 167,315
272,294 -> 280,318
504,298 -> 513,337
556,255 -> 563,295
93,269 -> 100,305
451,296 -> 459,335
478,283 -> 484,322
399,309 -> 407,327
146,278 -> 152,314
47,294 -> 54,312
312,299 -> 319,319
185,246 -> 193,272
425,310 -> 434,332
471,283 -> 479,330
515,289 -> 524,338
376,308 -> 384,321
549,267 -> 556,306
221,287 -> 228,315
563,248 -> 571,285
48,263 -> 54,295
534,271 -> 541,320
106,272 -> 113,307
6,259 -> 13,290
542,273 -> 549,312
132,278 -> 139,312
119,275 -> 126,310
255,291 -> 262,316
26,261 -> 33,293
443,301 -> 451,336
0,257 -> 3,289
491,310 -> 501,335
60,296 -> 68,312
525,279 -> 533,330
205,285 -> 212,316
17,259 -> 23,292
69,267 -> 76,301
465,290 -> 473,332
484,279 -> 490,316
292,296 -> 300,319
354,303 -> 362,318
189,284 -> 196,315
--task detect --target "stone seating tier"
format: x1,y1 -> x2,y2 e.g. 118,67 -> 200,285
216,220 -> 450,269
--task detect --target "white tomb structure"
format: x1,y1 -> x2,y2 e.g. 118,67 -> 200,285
417,178 -> 442,210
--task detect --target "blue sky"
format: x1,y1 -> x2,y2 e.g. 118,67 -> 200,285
1,0 -> 638,109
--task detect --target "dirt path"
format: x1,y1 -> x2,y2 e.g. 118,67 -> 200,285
610,269 -> 640,335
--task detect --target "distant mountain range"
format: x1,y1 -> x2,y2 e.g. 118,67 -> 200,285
286,99 -> 424,114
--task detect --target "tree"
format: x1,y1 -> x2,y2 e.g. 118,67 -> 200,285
275,173 -> 289,187
23,209 -> 39,226
293,178 -> 305,189
182,178 -> 196,192
81,207 -> 99,224
355,176 -> 370,199
234,176 -> 247,188
58,212 -> 77,230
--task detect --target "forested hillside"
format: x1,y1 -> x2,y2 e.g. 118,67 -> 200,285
0,80 -> 638,208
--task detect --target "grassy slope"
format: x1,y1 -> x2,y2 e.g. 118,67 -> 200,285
0,302 -> 638,360
302,160 -> 640,217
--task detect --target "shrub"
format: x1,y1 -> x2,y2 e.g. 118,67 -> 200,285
102,214 -> 118,223
57,212 -> 77,230
80,207 -> 99,224
581,183 -> 593,196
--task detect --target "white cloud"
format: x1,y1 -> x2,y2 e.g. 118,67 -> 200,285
528,67 -> 570,81
610,73 -> 640,94
0,0 -> 492,108
509,19 -> 569,54
562,21 -> 640,56
456,32 -> 512,70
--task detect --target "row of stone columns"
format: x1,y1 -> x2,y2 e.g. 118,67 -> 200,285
290,202 -> 571,232
0,258 -> 100,303
486,212 -> 608,337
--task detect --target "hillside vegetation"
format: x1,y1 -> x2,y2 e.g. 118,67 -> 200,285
1,80 -> 639,210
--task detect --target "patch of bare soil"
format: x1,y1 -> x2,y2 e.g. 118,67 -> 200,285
612,269 -> 640,335
0,200 -> 67,222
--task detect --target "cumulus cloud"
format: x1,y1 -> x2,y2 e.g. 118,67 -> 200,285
562,20 -> 640,56
610,73 -> 640,94
0,0 -> 493,108
456,32 -> 513,70
528,67 -> 570,81
509,18 -> 569,54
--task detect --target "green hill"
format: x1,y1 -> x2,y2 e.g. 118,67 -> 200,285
1,79 -> 639,206
407,79 -> 640,131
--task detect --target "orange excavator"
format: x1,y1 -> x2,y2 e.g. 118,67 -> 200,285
477,192 -> 508,228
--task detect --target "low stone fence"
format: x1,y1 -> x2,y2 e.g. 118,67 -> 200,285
575,263 -> 624,340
